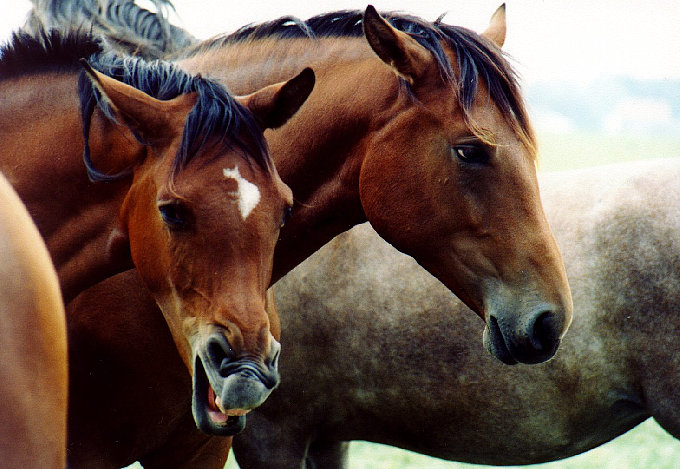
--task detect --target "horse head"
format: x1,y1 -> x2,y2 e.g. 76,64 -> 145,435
357,5 -> 572,364
81,63 -> 314,434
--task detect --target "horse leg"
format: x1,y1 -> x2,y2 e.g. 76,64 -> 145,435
645,384 -> 680,440
305,439 -> 349,469
138,409 -> 231,469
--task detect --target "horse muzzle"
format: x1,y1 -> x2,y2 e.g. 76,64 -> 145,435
191,331 -> 280,436
483,303 -> 565,365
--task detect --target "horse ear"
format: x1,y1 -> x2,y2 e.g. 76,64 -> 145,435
79,59 -> 197,144
362,5 -> 433,84
238,68 -> 315,130
481,4 -> 506,48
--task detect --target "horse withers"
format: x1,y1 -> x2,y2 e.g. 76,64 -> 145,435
0,172 -> 67,468
0,30 -> 313,437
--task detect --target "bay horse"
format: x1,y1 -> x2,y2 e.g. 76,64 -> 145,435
47,4 -> 573,468
0,29 -> 313,439
230,158 -> 680,468
0,172 -> 67,468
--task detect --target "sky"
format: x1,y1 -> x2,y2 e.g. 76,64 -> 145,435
2,0 -> 679,85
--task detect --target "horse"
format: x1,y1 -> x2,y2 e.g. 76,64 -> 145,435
228,157 -> 680,468
0,29 -> 314,441
44,5 -> 573,467
0,171 -> 67,468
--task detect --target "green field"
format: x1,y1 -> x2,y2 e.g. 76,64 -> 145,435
130,131 -> 680,469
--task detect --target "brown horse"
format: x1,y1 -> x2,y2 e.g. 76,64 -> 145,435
0,29 -> 313,438
0,172 -> 67,468
229,158 -> 680,468
61,6 -> 575,468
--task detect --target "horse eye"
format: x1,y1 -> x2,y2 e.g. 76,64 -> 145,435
281,205 -> 293,228
158,202 -> 190,230
452,145 -> 491,165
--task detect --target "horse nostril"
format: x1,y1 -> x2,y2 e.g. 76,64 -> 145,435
206,334 -> 234,372
531,310 -> 559,353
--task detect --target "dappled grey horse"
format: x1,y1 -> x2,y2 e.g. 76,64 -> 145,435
233,158 -> 680,468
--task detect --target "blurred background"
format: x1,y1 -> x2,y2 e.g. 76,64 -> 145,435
1,1 -> 679,468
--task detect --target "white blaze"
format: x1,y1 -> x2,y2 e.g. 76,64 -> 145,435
223,166 -> 261,220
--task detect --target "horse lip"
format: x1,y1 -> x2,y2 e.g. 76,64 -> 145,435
191,354 -> 247,436
215,396 -> 250,417
483,318 -> 518,365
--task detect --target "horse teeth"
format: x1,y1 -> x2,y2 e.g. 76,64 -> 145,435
214,395 -> 251,417
214,396 -> 227,414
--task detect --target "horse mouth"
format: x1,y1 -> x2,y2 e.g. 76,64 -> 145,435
192,355 -> 248,436
483,317 -> 518,365
208,384 -> 251,419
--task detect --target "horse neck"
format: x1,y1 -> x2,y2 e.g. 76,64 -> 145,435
180,38 -> 400,281
0,72 -> 135,302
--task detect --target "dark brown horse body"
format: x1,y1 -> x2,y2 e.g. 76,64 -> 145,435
34,5 -> 574,467
230,158 -> 680,467
0,172 -> 67,468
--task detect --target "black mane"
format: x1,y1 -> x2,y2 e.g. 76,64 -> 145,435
0,29 -> 102,78
192,9 -> 534,151
0,29 -> 270,182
